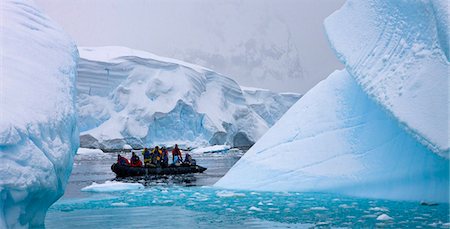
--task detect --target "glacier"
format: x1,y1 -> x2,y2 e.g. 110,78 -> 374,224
216,0 -> 449,203
0,0 -> 79,228
77,46 -> 300,150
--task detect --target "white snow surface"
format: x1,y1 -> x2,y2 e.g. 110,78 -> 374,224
216,0 -> 449,203
77,46 -> 298,149
191,145 -> 231,154
0,0 -> 79,228
324,0 -> 449,157
81,181 -> 144,192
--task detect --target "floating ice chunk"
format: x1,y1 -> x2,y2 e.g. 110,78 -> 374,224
81,181 -> 144,192
216,190 -> 246,198
192,145 -> 231,154
369,207 -> 389,212
339,204 -> 353,209
76,148 -> 105,156
310,207 -> 328,211
249,206 -> 263,212
111,202 -> 129,207
377,214 -> 393,221
315,222 -> 330,226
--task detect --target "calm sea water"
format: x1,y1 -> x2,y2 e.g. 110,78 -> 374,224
45,150 -> 449,228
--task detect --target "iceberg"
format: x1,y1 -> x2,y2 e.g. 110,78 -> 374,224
216,0 -> 449,203
77,46 -> 299,150
81,181 -> 144,193
0,0 -> 79,228
324,0 -> 449,157
191,145 -> 231,154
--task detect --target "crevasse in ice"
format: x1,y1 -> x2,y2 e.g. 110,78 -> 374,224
0,0 -> 79,228
77,46 -> 300,149
216,0 -> 449,202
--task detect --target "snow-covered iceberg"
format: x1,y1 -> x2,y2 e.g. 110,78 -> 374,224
0,0 -> 79,228
216,0 -> 449,203
77,46 -> 299,150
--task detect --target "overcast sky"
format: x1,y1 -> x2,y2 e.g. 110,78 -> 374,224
34,0 -> 344,93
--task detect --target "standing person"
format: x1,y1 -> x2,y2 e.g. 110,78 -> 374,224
184,153 -> 195,165
142,148 -> 151,166
171,144 -> 183,165
161,146 -> 169,167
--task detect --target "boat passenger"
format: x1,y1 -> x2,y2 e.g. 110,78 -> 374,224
183,153 -> 196,165
151,146 -> 162,166
172,144 -> 183,164
161,146 -> 169,167
117,154 -> 130,166
130,152 -> 143,167
142,148 -> 151,166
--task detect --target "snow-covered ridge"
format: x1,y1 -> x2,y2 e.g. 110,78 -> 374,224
0,0 -> 79,228
77,46 -> 299,149
216,0 -> 449,203
80,46 -> 211,73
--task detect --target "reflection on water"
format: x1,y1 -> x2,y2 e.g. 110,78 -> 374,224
46,150 -> 449,228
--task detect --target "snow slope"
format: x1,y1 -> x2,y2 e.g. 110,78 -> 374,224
241,86 -> 301,126
0,0 -> 79,228
216,0 -> 449,202
77,46 -> 298,150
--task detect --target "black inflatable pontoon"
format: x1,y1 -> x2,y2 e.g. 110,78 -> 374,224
111,163 -> 207,177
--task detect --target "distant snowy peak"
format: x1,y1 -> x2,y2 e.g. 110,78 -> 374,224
325,0 -> 449,157
77,46 -> 299,149
241,86 -> 301,126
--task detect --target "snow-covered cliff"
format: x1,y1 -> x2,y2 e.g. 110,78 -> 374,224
241,86 -> 301,126
77,46 -> 300,150
216,0 -> 449,202
0,0 -> 79,227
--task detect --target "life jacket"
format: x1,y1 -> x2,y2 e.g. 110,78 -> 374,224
143,149 -> 151,159
162,150 -> 168,162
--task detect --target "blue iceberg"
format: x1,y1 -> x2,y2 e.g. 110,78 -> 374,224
0,0 -> 79,227
216,0 -> 449,203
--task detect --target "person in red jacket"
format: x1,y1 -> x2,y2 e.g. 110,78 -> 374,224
117,154 -> 130,166
130,152 -> 143,167
171,144 -> 183,164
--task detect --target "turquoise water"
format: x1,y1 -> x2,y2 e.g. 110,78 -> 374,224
45,150 -> 449,228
